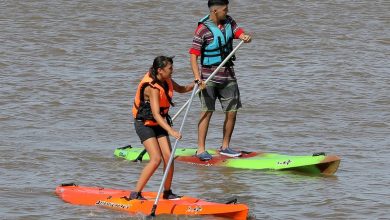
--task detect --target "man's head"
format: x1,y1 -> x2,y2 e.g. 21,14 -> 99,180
208,0 -> 229,21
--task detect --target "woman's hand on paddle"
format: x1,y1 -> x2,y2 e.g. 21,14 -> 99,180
169,128 -> 182,140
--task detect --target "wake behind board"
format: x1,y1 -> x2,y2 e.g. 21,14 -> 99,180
114,145 -> 341,175
55,183 -> 248,220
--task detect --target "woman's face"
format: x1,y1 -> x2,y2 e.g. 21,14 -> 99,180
158,62 -> 173,80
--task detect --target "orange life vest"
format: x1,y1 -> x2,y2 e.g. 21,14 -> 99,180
132,72 -> 173,126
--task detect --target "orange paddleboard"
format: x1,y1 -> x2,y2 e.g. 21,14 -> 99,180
55,184 -> 248,220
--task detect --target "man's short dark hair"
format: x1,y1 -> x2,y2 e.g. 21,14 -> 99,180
208,0 -> 229,8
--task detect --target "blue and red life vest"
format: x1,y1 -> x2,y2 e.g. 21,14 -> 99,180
199,15 -> 235,67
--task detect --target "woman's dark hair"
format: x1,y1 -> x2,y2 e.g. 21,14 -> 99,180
149,56 -> 174,81
148,56 -> 175,106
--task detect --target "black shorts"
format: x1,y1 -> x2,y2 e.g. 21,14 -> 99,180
134,120 -> 168,143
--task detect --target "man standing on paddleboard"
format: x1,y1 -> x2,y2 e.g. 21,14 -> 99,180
189,0 -> 252,161
131,56 -> 194,200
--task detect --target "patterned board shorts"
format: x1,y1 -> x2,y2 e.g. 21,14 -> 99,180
199,80 -> 242,112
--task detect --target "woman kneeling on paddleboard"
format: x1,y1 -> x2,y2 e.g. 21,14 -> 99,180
131,56 -> 194,200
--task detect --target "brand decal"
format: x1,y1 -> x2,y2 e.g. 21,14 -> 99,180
187,206 -> 203,213
277,159 -> 292,165
96,200 -> 129,209
188,162 -> 213,167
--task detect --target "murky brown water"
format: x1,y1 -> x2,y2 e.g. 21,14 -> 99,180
1,0 -> 389,219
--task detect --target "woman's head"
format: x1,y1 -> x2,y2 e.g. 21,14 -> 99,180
150,56 -> 174,81
148,56 -> 175,106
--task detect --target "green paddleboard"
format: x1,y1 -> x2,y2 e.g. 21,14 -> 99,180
114,145 -> 340,175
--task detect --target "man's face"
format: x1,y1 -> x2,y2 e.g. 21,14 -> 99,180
214,5 -> 229,20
